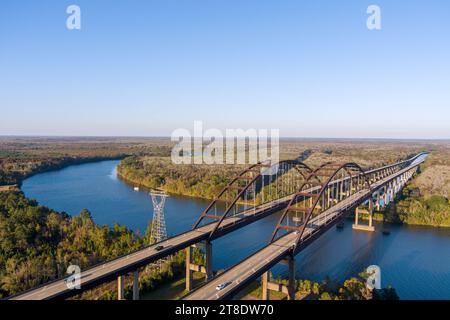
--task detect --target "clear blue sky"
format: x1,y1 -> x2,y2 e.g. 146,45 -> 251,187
1,0 -> 449,138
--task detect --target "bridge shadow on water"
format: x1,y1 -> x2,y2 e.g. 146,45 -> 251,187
268,219 -> 450,299
270,220 -> 401,284
21,157 -> 450,300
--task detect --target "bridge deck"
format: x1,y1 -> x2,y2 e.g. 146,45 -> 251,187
10,153 -> 427,300
10,197 -> 291,300
184,162 -> 424,300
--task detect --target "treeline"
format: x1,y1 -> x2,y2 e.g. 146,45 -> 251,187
0,191 -> 145,298
384,186 -> 450,227
0,156 -> 124,186
117,156 -> 244,200
0,137 -> 174,186
251,273 -> 398,300
0,191 -> 208,299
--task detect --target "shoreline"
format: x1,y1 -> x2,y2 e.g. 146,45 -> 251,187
5,155 -> 128,189
18,157 -> 450,230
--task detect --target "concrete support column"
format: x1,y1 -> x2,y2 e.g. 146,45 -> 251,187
117,275 -> 125,300
185,246 -> 193,292
376,192 -> 381,211
287,256 -> 296,300
383,186 -> 388,206
331,185 -> 336,204
389,182 -> 393,200
352,202 -> 375,232
368,198 -> 374,228
133,270 -> 139,300
262,272 -> 270,300
205,241 -> 213,281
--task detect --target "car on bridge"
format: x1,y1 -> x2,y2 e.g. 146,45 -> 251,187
216,282 -> 232,291
155,245 -> 164,251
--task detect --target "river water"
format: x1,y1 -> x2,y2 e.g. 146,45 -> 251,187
22,160 -> 450,299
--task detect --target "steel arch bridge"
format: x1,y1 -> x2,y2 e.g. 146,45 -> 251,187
192,159 -> 320,241
270,161 -> 373,250
9,152 -> 429,301
184,151 -> 429,300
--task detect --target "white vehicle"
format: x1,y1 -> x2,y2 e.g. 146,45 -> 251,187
216,282 -> 231,291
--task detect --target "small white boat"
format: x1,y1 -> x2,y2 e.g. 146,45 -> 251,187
134,186 -> 140,191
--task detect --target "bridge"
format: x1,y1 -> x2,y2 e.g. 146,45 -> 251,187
9,152 -> 428,300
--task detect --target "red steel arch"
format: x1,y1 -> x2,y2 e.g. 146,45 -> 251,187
270,162 -> 372,250
192,160 -> 318,240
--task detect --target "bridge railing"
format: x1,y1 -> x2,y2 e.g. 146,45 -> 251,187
192,160 -> 320,240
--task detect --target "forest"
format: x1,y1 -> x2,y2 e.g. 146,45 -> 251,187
0,190 -> 390,300
0,137 -> 173,186
0,191 -> 145,298
1,137 -> 449,299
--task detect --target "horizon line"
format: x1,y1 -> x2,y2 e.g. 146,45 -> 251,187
1,134 -> 449,142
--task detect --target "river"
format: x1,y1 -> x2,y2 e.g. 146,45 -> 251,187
21,160 -> 450,299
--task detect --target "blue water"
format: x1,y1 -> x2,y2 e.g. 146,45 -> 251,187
22,160 -> 450,299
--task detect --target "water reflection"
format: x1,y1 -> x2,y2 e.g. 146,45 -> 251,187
22,160 -> 450,299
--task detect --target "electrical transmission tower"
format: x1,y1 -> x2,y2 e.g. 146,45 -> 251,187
150,190 -> 169,244
149,190 -> 169,270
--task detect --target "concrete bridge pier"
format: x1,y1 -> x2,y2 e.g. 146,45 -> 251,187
287,255 -> 296,300
261,255 -> 296,301
368,198 -> 374,229
185,246 -> 193,292
383,186 -> 388,207
133,270 -> 139,300
117,275 -> 125,300
352,198 -> 375,232
117,271 -> 139,300
261,271 -> 270,300
185,241 -> 214,292
375,191 -> 381,211
204,241 -> 213,281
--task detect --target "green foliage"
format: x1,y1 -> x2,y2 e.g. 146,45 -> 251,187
389,186 -> 450,227
117,157 -> 244,200
294,273 -> 398,300
0,191 -> 143,298
319,292 -> 333,300
338,277 -> 372,300
0,137 -> 173,186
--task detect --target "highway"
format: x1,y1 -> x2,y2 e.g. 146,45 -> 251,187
9,152 -> 427,300
10,196 -> 292,300
184,158 -> 426,300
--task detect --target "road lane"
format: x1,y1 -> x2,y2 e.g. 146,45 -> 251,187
184,159 -> 426,300
10,153 -> 427,300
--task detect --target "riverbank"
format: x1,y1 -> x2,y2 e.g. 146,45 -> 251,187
116,156 -> 241,201
19,159 -> 450,299
118,156 -> 450,229
1,155 -> 128,187
0,190 -> 143,298
140,271 -> 398,301
21,156 -> 127,186
0,136 -> 174,187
